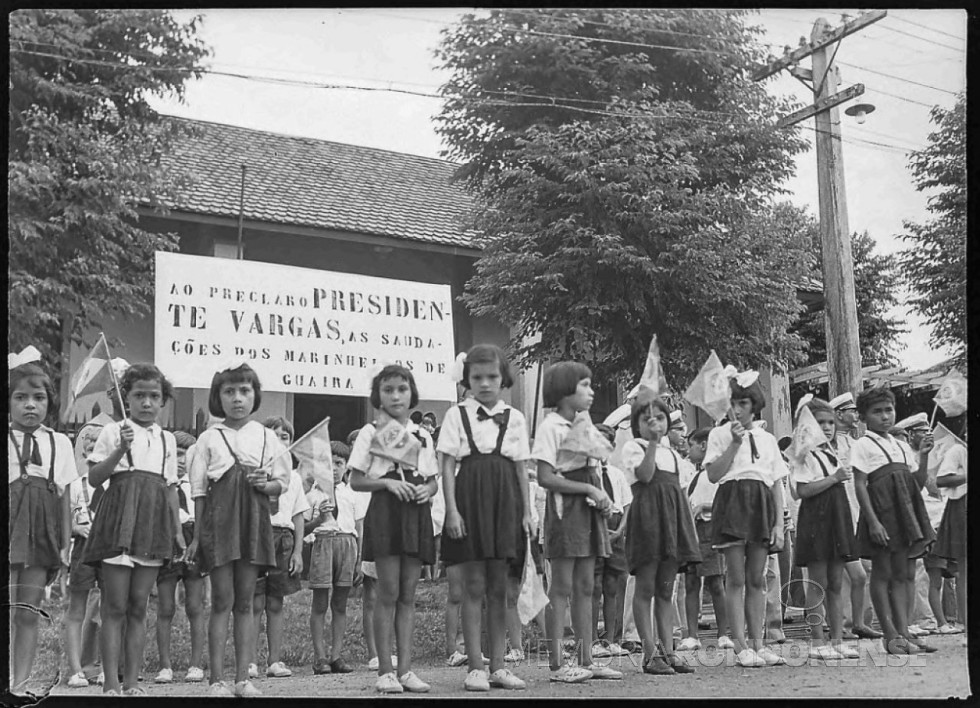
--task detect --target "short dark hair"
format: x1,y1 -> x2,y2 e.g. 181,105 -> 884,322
461,344 -> 514,390
730,379 -> 766,417
9,363 -> 57,426
805,397 -> 835,418
542,361 -> 592,408
208,364 -> 262,417
173,430 -> 197,449
856,387 -> 895,416
422,411 -> 437,424
688,427 -> 712,445
630,391 -> 672,439
370,364 -> 419,409
346,428 -> 361,447
263,416 -> 294,439
410,411 -> 423,425
120,363 -> 175,407
331,441 -> 351,461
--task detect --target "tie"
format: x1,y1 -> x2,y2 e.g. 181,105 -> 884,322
177,485 -> 188,514
476,407 -> 506,427
22,433 -> 42,467
601,464 -> 615,502
688,467 -> 702,497
331,495 -> 339,520
747,431 -> 759,462
411,431 -> 427,448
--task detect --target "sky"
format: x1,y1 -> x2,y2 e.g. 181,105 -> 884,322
147,8 -> 967,372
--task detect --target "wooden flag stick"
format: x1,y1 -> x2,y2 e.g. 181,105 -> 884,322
929,402 -> 939,428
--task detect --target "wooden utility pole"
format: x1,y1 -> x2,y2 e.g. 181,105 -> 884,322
753,10 -> 886,399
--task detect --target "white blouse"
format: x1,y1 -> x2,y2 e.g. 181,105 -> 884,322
349,420 -> 439,479
620,438 -> 683,485
437,398 -> 531,462
7,425 -> 78,494
188,421 -> 291,499
704,421 -> 788,488
88,420 -> 177,485
849,431 -> 915,476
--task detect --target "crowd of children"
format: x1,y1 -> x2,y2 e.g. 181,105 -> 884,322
7,343 -> 968,696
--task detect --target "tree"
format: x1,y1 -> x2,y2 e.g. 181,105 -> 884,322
8,10 -> 210,384
898,93 -> 967,363
791,218 -> 907,369
436,9 -> 813,387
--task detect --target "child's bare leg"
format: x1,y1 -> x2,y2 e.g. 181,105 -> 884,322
184,577 -> 206,668
250,590 -> 266,669
265,595 -> 285,665
925,567 -> 947,628
505,572 -> 522,656
230,561 -> 261,683
654,561 -> 679,656
485,560 -> 509,672
155,576 -> 178,670
722,545 -> 748,652
65,588 -> 91,674
888,553 -> 913,644
806,562 -> 828,645
121,566 -> 158,690
705,575 -> 729,638
373,556 -> 401,675
98,564 -> 130,693
207,563 -> 234,684
310,588 -> 330,663
633,564 -> 656,663
845,559 -> 870,630
460,561 -> 487,672
684,574 -> 702,640
329,586 -> 351,662
826,559 -> 845,642
744,543 -> 768,651
10,566 -> 48,688
446,564 -> 464,657
362,576 -> 378,660
570,557 -> 596,665
395,557 -> 422,675
546,558 -> 574,670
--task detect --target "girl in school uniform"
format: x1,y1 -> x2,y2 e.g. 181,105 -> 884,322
621,390 -> 701,675
934,431 -> 967,638
184,361 -> 291,697
534,361 -> 622,683
851,387 -> 936,656
82,363 -> 181,696
8,351 -> 78,692
349,364 -> 439,694
440,345 -> 533,691
790,398 -> 860,660
705,370 -> 788,668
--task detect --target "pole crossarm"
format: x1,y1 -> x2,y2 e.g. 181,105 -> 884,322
751,9 -> 887,81
776,83 -> 865,128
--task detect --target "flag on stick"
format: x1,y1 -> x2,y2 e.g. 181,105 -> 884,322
637,334 -> 667,396
287,416 -> 334,499
63,333 -> 124,422
789,405 -> 829,465
927,422 -> 966,478
683,350 -> 731,423
369,418 -> 421,470
932,369 -> 967,417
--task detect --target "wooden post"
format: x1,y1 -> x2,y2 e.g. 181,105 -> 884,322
811,18 -> 863,399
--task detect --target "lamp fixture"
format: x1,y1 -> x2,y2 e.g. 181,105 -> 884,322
844,102 -> 876,125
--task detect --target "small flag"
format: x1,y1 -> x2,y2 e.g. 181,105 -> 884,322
369,418 -> 421,470
683,350 -> 731,423
559,411 -> 614,461
289,416 -> 334,499
927,422 -> 966,478
933,369 -> 967,417
789,405 -> 829,465
63,333 -> 113,422
637,334 -> 667,395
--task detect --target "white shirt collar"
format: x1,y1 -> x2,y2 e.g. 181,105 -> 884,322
125,419 -> 161,436
462,397 -> 507,416
546,410 -> 573,427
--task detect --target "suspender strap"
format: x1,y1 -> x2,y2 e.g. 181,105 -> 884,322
159,430 -> 168,476
492,409 -> 511,455
47,430 -> 56,489
8,430 -> 28,476
866,435 -> 895,464
458,406 -> 480,454
217,429 -> 242,464
811,450 -> 830,478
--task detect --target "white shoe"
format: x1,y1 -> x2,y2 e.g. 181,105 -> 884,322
489,668 -> 526,689
504,648 -> 525,663
67,672 -> 90,688
937,623 -> 964,635
367,656 -> 379,671
154,668 -> 173,684
464,669 -> 490,692
550,665 -> 592,683
717,635 -> 735,650
399,671 -> 430,693
833,643 -> 860,659
446,650 -> 468,667
907,624 -> 928,637
376,672 -> 403,694
757,647 -> 786,666
586,663 -> 623,680
208,681 -> 234,697
607,642 -> 629,657
247,663 -> 259,679
266,661 -> 292,678
591,643 -> 612,658
185,666 -> 205,683
735,648 -> 765,668
809,645 -> 843,660
234,680 -> 262,697
94,672 -> 105,686
677,637 -> 701,652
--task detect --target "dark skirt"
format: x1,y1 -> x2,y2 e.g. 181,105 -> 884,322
934,494 -> 966,560
441,452 -> 522,565
197,464 -> 276,573
710,478 -> 776,547
794,483 -> 857,566
625,471 -> 701,575
82,470 -> 175,566
68,535 -> 100,591
9,476 -> 63,580
855,462 -> 935,559
543,467 -> 611,560
362,468 -> 436,565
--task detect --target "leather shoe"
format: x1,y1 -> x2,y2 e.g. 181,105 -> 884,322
852,625 -> 883,640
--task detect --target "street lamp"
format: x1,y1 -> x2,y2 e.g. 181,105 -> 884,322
844,102 -> 876,125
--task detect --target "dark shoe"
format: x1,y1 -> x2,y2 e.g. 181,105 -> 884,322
853,625 -> 883,640
643,656 -> 675,675
841,630 -> 858,641
909,637 -> 938,653
312,659 -> 332,675
621,641 -> 642,654
666,654 -> 695,674
697,621 -> 711,631
782,615 -> 795,624
329,658 -> 354,674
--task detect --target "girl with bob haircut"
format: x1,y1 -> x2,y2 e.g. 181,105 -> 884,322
8,354 -> 78,693
350,364 -> 439,694
850,387 -> 935,656
621,389 -> 701,676
185,361 -> 291,697
533,361 -> 621,683
440,345 -> 533,691
84,363 -> 181,696
704,371 -> 789,668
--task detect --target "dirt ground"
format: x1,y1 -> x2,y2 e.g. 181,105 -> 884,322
41,633 -> 971,700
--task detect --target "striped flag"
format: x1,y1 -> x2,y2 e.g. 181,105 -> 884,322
62,333 -> 114,422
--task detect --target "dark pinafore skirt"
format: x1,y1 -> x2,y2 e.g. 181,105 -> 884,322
362,467 -> 435,565
544,466 -> 612,560
441,406 -> 522,566
197,464 -> 277,573
82,470 -> 175,566
855,462 -> 935,559
795,452 -> 857,566
625,466 -> 701,575
710,478 -> 776,547
9,429 -> 63,583
933,494 -> 966,560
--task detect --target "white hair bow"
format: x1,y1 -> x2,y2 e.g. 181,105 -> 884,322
8,345 -> 42,370
109,358 -> 130,380
449,352 -> 468,384
364,359 -> 396,389
215,355 -> 250,374
725,365 -> 759,389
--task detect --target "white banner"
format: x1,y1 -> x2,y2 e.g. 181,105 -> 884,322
154,252 -> 457,400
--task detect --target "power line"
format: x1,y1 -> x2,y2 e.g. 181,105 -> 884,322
887,12 -> 966,41
836,61 -> 959,96
876,21 -> 965,53
861,86 -> 936,110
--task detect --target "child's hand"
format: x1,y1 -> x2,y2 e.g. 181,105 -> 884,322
833,466 -> 853,483
869,520 -> 890,547
589,487 -> 611,510
522,512 -> 534,538
353,566 -> 364,587
247,468 -> 267,489
118,423 -> 134,451
769,524 -> 784,552
174,531 -> 187,555
60,546 -> 71,567
72,517 -> 91,539
445,509 -> 466,539
182,538 -> 199,564
919,433 -> 935,455
317,499 -> 334,517
385,479 -> 416,502
729,421 -> 745,443
289,551 -> 303,577
412,483 -> 432,504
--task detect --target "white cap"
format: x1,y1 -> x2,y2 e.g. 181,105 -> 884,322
669,410 -> 683,425
895,412 -> 930,431
828,392 -> 856,410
